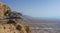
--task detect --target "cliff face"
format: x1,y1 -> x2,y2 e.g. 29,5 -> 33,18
0,2 -> 32,33
0,2 -> 11,19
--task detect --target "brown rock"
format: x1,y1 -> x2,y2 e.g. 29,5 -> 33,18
0,21 -> 32,33
0,2 -> 11,18
0,2 -> 4,18
0,2 -> 32,33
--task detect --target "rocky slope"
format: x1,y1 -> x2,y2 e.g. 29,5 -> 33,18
0,2 -> 32,33
0,20 -> 32,33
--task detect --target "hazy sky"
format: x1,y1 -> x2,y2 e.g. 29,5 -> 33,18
0,0 -> 60,18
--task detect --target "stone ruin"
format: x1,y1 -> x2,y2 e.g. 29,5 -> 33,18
0,2 -> 32,33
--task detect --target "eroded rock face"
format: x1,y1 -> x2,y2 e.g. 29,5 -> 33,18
0,2 -> 4,18
0,21 -> 32,33
0,2 -> 11,18
0,2 -> 32,33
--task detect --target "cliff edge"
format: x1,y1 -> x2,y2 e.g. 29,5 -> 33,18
0,2 -> 32,33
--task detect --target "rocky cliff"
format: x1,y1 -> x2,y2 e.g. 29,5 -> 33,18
0,2 -> 32,33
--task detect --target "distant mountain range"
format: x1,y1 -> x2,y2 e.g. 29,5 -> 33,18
22,15 -> 60,23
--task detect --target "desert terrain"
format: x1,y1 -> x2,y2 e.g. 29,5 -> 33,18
21,15 -> 60,33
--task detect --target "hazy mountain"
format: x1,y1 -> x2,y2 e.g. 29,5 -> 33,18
22,15 -> 60,23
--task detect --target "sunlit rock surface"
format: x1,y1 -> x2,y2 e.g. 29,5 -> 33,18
0,2 -> 32,33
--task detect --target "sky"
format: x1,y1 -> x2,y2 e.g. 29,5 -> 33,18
0,0 -> 60,18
